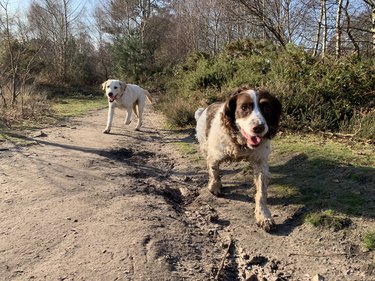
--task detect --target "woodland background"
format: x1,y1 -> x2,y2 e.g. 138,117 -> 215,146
0,0 -> 374,139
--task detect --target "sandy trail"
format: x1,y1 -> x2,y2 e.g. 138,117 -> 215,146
0,105 -> 373,281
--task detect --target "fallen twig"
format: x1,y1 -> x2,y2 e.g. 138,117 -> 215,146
289,252 -> 346,257
215,235 -> 233,281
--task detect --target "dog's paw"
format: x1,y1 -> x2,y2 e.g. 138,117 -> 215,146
208,188 -> 221,196
256,217 -> 276,232
208,181 -> 222,196
102,129 -> 111,134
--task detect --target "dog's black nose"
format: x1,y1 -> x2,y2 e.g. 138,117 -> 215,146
108,92 -> 113,97
253,124 -> 265,134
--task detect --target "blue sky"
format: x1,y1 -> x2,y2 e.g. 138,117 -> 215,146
8,0 -> 96,14
3,0 -> 99,32
8,0 -> 35,12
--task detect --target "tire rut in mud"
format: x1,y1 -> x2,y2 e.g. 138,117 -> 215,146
87,146 -> 295,280
96,146 -> 291,280
96,146 -> 230,280
99,147 -> 188,206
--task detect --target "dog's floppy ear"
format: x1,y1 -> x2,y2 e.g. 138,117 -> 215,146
258,90 -> 282,139
119,81 -> 127,93
222,91 -> 239,131
101,80 -> 107,91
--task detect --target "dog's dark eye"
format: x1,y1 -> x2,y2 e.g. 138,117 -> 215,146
260,102 -> 271,114
241,104 -> 252,111
114,86 -> 118,89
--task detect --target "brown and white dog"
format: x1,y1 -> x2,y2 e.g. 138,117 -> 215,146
102,79 -> 153,133
195,87 -> 282,231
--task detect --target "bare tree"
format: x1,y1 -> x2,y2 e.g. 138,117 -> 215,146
364,0 -> 375,49
229,0 -> 287,47
343,0 -> 360,55
28,0 -> 84,82
92,7 -> 112,79
226,0 -> 315,49
335,0 -> 344,57
322,0 -> 328,57
98,0 -> 158,41
176,0 -> 231,55
343,0 -> 375,56
0,1 -> 15,106
313,0 -> 325,56
0,1 -> 43,107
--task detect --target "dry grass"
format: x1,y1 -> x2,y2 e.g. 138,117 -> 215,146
0,85 -> 52,129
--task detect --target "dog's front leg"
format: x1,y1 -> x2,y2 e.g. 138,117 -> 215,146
207,157 -> 222,196
124,105 -> 132,125
253,163 -> 275,232
103,105 -> 115,134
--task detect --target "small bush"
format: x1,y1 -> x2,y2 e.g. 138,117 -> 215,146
155,92 -> 198,127
305,210 -> 351,231
363,230 -> 375,251
340,108 -> 375,140
273,184 -> 301,198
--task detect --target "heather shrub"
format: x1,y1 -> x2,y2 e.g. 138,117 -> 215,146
159,40 -> 374,139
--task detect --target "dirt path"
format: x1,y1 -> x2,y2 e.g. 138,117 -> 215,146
0,105 -> 374,281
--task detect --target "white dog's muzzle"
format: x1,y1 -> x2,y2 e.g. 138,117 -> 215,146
108,93 -> 117,103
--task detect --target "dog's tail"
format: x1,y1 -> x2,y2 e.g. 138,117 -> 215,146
145,90 -> 153,103
194,108 -> 205,122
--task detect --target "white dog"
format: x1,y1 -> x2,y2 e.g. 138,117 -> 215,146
101,79 -> 153,133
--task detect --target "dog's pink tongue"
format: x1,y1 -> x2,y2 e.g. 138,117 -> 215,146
248,135 -> 262,146
241,129 -> 262,147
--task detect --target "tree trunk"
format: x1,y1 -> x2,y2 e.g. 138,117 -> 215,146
322,0 -> 327,58
344,0 -> 360,55
11,72 -> 17,107
3,3 -> 18,107
335,0 -> 344,58
313,1 -> 324,56
0,88 -> 7,108
63,0 -> 69,82
285,0 -> 292,43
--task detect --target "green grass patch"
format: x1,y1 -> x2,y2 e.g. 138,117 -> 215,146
305,210 -> 351,231
52,95 -> 107,117
168,130 -> 374,219
272,133 -> 374,167
270,133 -> 375,217
1,92 -> 106,146
164,127 -> 203,163
176,141 -> 197,155
363,230 -> 375,251
0,130 -> 36,146
272,184 -> 301,198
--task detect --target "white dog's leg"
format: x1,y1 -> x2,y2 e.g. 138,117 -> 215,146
253,163 -> 275,232
103,105 -> 115,134
207,157 -> 222,196
135,101 -> 145,131
124,105 -> 132,125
